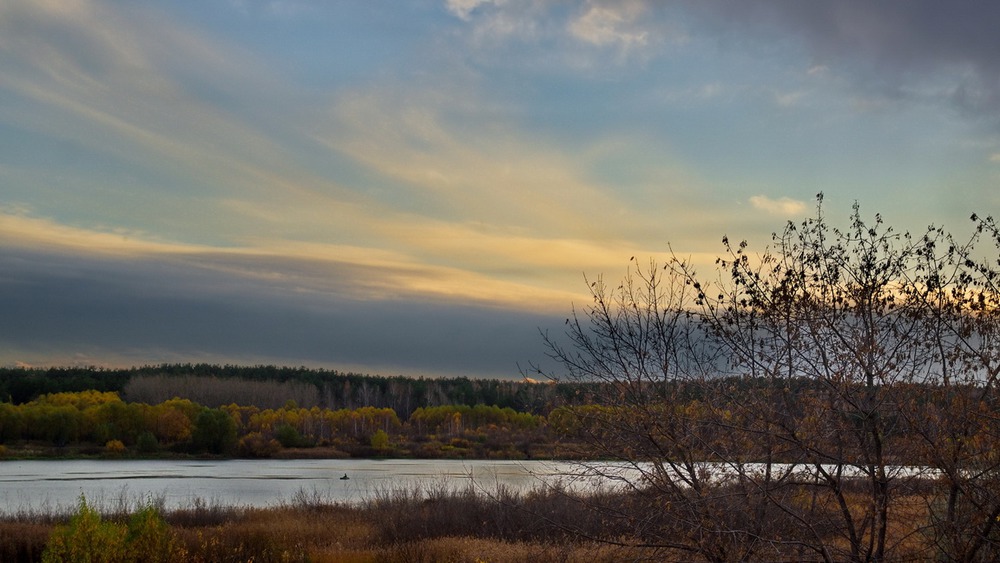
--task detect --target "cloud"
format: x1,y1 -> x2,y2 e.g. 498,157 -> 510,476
681,1 -> 1000,122
13,0 -> 951,376
0,208 -> 593,312
0,204 -> 589,377
442,0 -> 684,66
0,208 -> 201,257
439,0 -> 1000,121
0,245 -> 560,377
0,205 -> 705,376
445,0 -> 492,21
568,2 -> 649,51
1,0 -> 707,319
774,90 -> 805,108
445,0 -> 547,44
0,0 -> 317,207
749,195 -> 807,216
325,77 -> 749,264
324,83 -> 640,240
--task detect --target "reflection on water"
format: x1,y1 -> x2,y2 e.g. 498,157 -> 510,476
0,459 -> 598,513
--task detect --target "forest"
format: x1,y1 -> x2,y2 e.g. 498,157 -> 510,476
0,364 -> 599,460
0,388 -> 556,460
0,364 -> 597,414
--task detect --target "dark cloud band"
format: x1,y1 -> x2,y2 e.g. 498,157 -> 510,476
0,247 -> 559,378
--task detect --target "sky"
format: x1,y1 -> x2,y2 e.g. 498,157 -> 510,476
2,1 -> 999,378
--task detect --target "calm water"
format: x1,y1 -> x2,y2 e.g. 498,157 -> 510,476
0,459 -> 598,514
0,459 -> 935,515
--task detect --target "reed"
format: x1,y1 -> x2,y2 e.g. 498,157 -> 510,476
0,480 -> 937,562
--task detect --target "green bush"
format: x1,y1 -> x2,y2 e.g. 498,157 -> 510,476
42,497 -> 182,562
275,423 -> 308,448
192,408 -> 237,454
135,431 -> 159,454
370,429 -> 390,451
123,506 -> 180,562
42,497 -> 125,563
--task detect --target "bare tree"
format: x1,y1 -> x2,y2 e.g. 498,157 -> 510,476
898,213 -> 1000,561
538,195 -> 1000,561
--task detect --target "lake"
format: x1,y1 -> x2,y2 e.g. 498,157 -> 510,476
0,458 -> 602,514
1,458 -> 934,516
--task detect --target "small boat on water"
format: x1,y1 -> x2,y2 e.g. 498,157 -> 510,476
340,473 -> 349,480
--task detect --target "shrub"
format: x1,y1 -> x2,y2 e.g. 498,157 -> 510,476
104,440 -> 126,456
124,506 -> 182,562
238,432 -> 281,457
135,431 -> 159,454
191,408 -> 237,454
42,497 -> 183,563
42,497 -> 126,562
275,423 -> 309,448
370,429 -> 390,451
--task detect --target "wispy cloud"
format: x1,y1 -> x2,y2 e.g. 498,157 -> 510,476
445,0 -> 491,21
0,209 -> 203,256
0,0 -> 372,245
774,90 -> 805,107
568,2 -> 650,51
0,207 -> 595,312
2,0 -> 702,311
323,82 -> 646,240
749,195 -> 807,216
442,0 -> 684,68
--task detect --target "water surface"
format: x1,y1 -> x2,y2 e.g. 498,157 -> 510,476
0,458 -> 590,513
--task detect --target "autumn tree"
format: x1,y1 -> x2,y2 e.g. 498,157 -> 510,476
192,408 -> 237,455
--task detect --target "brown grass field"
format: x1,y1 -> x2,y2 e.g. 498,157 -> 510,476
0,480 -> 953,562
0,485 -> 656,563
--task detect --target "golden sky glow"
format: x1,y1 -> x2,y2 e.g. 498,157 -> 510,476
2,1 -> 999,376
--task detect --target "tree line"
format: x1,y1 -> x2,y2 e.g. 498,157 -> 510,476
0,389 -> 551,459
0,364 -> 599,414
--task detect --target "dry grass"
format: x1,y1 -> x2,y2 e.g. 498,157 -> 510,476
0,486 -> 647,563
367,537 -> 650,563
142,496 -> 647,563
0,521 -> 51,562
170,505 -> 373,563
0,480 -> 981,562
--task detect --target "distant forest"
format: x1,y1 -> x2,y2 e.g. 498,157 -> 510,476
0,364 -> 599,417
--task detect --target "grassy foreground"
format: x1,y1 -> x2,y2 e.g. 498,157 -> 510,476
1,473 -> 951,562
0,485 -> 651,563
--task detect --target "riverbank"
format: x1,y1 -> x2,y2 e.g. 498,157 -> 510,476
0,440 -> 582,462
1,472 -> 942,562
2,481 -> 650,562
0,442 -> 351,461
2,457 -> 951,561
